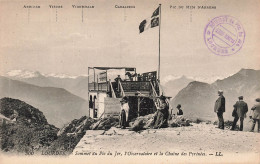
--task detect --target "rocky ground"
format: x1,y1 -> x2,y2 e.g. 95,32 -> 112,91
71,123 -> 260,163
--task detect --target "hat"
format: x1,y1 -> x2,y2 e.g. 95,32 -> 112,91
218,90 -> 223,94
177,104 -> 181,109
158,95 -> 166,100
238,96 -> 243,99
120,96 -> 128,102
256,98 -> 260,102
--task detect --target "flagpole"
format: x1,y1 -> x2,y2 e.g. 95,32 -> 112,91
158,4 -> 161,84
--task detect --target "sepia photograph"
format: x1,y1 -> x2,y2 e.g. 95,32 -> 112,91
0,0 -> 259,163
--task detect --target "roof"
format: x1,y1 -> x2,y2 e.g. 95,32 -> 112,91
88,67 -> 136,70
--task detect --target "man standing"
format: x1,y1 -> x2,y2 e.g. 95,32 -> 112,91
231,96 -> 248,131
214,90 -> 225,129
250,98 -> 260,132
119,97 -> 129,129
114,75 -> 122,97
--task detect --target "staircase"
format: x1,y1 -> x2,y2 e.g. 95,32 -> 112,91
150,81 -> 160,109
109,80 -> 116,98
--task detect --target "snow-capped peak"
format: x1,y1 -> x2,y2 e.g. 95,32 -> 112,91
161,75 -> 182,85
187,76 -> 224,84
162,74 -> 225,85
6,70 -> 42,79
45,73 -> 79,79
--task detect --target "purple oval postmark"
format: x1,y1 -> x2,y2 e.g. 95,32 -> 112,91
204,15 -> 245,56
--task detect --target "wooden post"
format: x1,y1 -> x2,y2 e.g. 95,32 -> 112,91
94,68 -> 96,90
93,96 -> 95,118
137,96 -> 140,117
97,75 -> 99,91
158,4 -> 161,83
124,68 -> 126,80
88,67 -> 90,117
106,70 -> 108,91
135,68 -> 137,81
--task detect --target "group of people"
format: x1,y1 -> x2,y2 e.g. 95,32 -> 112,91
119,89 -> 260,132
214,90 -> 260,132
119,95 -> 183,129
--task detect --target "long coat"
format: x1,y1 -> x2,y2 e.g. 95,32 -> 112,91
233,100 -> 248,118
251,102 -> 260,119
153,101 -> 169,128
214,95 -> 225,113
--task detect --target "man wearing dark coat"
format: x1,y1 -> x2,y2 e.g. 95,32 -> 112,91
231,96 -> 248,131
119,97 -> 129,129
176,104 -> 183,116
153,95 -> 169,129
214,90 -> 225,129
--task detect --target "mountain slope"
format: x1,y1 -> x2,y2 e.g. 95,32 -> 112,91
6,70 -> 89,100
47,76 -> 89,100
163,76 -> 193,98
0,76 -> 88,127
171,69 -> 260,120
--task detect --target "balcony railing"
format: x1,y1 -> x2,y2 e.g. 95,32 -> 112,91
120,81 -> 151,92
89,82 -> 108,91
89,81 -> 159,95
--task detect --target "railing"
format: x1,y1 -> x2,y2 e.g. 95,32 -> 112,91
150,81 -> 158,97
150,81 -> 160,109
120,81 -> 151,92
118,81 -> 126,97
89,82 -> 108,91
109,80 -> 116,98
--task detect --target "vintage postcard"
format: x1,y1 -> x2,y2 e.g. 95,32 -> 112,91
0,0 -> 259,163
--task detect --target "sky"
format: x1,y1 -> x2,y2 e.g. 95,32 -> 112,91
0,0 -> 259,83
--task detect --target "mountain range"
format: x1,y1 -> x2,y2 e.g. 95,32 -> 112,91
5,70 -> 89,100
171,69 -> 260,120
0,76 -> 88,128
1,68 -> 259,124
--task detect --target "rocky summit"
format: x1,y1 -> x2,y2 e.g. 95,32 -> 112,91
0,97 -> 48,125
0,98 -> 58,154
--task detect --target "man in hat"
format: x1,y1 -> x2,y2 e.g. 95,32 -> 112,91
176,104 -> 183,116
231,96 -> 248,131
214,90 -> 225,129
153,95 -> 169,129
114,75 -> 122,97
250,98 -> 260,132
119,97 -> 129,129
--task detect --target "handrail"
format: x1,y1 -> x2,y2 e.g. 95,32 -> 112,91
118,81 -> 126,97
156,79 -> 164,96
150,81 -> 158,97
109,80 -> 116,98
150,81 -> 159,109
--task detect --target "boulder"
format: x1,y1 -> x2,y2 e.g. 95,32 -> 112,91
58,116 -> 95,136
90,117 -> 119,130
129,113 -> 156,131
168,116 -> 191,127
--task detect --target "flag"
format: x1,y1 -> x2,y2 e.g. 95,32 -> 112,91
139,19 -> 151,33
139,6 -> 160,33
151,17 -> 159,28
151,7 -> 159,17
